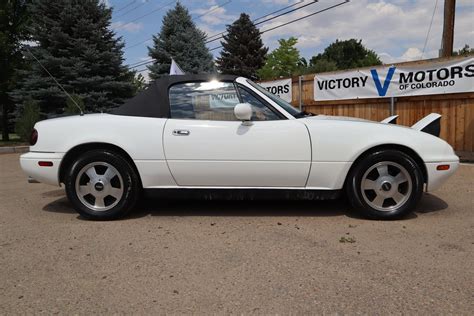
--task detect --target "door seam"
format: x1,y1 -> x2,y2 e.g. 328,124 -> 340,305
162,119 -> 179,186
303,122 -> 313,187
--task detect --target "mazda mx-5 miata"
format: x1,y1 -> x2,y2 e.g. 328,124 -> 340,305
20,74 -> 459,220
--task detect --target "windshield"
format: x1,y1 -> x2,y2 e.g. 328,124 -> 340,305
246,80 -> 306,118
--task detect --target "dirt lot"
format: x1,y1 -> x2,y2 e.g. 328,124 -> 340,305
0,153 -> 473,314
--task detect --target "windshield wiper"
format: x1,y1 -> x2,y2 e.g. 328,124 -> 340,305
294,111 -> 315,118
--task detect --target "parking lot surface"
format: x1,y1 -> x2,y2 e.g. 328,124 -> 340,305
1,153 -> 473,314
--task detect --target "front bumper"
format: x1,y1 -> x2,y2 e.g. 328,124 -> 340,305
425,160 -> 459,191
20,152 -> 64,186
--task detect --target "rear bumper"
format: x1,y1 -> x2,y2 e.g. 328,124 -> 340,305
425,160 -> 459,192
20,152 -> 64,186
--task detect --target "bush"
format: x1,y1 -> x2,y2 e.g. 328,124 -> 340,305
15,98 -> 40,141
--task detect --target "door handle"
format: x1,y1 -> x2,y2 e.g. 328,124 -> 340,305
172,129 -> 190,136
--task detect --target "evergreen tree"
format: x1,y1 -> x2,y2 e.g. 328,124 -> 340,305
258,37 -> 301,80
216,13 -> 268,80
147,2 -> 214,79
12,0 -> 134,115
0,0 -> 30,141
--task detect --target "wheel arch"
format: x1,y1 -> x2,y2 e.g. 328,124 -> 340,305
344,144 -> 428,187
59,142 -> 143,188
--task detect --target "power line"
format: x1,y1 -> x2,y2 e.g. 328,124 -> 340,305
127,0 -> 321,68
116,0 -> 176,30
193,0 -> 232,19
422,0 -> 439,59
128,0 -> 307,54
253,0 -> 304,22
209,1 -> 349,51
205,0 -> 308,43
114,0 -> 137,13
131,0 -> 349,70
205,0 -> 318,45
124,0 -> 232,51
115,1 -> 149,19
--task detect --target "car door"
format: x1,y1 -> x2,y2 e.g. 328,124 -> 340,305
163,80 -> 311,187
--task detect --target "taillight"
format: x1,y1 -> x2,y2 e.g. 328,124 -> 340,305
30,128 -> 38,146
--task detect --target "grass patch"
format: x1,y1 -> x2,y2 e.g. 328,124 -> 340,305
0,134 -> 28,147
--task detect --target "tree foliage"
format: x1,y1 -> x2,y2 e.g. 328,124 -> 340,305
15,97 -> 39,141
11,0 -> 135,116
147,2 -> 214,79
216,13 -> 268,80
258,37 -> 301,80
309,39 -> 382,72
0,0 -> 30,141
64,94 -> 84,115
453,44 -> 474,56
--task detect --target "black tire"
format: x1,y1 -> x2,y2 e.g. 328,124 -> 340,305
345,149 -> 424,220
65,149 -> 140,220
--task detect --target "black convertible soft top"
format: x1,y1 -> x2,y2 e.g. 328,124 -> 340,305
113,74 -> 239,118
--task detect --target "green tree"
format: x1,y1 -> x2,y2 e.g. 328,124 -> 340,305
0,0 -> 30,141
131,73 -> 147,94
308,57 -> 338,73
258,37 -> 301,80
15,97 -> 40,141
309,39 -> 382,71
11,0 -> 134,116
453,44 -> 474,56
147,2 -> 214,79
216,13 -> 268,80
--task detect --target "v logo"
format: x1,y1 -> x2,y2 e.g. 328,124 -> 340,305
371,67 -> 396,97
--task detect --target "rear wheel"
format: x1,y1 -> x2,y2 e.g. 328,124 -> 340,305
65,150 -> 140,220
346,150 -> 424,219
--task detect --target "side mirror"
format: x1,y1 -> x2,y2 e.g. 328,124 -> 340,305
234,103 -> 252,122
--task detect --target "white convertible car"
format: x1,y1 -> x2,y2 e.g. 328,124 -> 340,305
20,74 -> 459,220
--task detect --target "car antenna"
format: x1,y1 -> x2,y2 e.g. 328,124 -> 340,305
23,46 -> 84,116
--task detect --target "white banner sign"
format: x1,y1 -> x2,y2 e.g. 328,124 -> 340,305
259,78 -> 293,102
314,57 -> 474,101
208,92 -> 239,108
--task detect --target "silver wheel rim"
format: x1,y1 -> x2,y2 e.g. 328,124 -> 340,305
361,161 -> 412,212
75,162 -> 124,212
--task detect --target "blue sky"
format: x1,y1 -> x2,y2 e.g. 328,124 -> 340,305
106,0 -> 474,78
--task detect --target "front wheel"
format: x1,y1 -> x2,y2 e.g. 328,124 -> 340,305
346,150 -> 424,219
65,150 -> 140,220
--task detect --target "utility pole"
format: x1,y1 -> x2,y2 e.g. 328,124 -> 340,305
440,0 -> 456,57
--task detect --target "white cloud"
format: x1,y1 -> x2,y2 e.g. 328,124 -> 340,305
401,47 -> 423,61
111,21 -> 143,33
295,35 -> 322,48
193,5 -> 237,25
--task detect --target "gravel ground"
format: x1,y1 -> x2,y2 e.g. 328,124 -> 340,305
1,153 -> 473,314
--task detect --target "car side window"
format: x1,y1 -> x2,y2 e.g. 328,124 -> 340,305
237,86 -> 281,121
169,81 -> 240,121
